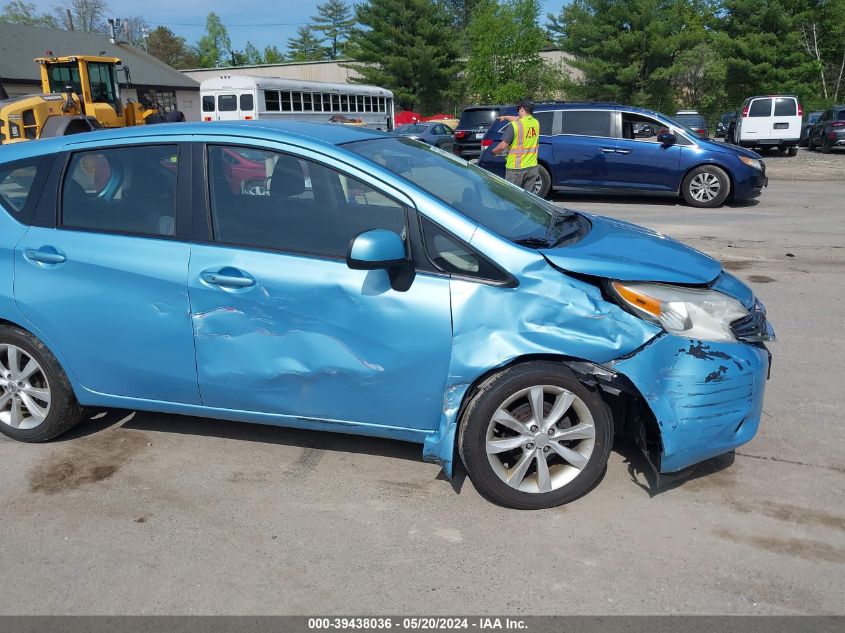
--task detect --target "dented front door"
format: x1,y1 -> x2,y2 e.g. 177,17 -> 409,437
188,247 -> 453,432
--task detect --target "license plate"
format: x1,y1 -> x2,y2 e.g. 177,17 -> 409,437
475,133 -> 484,139
774,122 -> 789,129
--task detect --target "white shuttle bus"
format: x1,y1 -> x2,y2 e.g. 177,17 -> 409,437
200,75 -> 395,130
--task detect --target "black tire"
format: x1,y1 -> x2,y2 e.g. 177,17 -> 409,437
821,138 -> 832,154
808,135 -> 816,151
533,164 -> 552,199
681,164 -> 731,208
458,362 -> 613,510
0,325 -> 82,442
787,146 -> 798,157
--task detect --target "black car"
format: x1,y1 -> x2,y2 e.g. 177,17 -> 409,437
807,106 -> 845,153
800,111 -> 823,146
392,123 -> 455,151
453,105 -> 503,160
716,112 -> 735,138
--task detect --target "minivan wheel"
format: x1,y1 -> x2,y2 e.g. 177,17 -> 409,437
458,362 -> 612,509
787,146 -> 798,157
0,326 -> 82,442
533,164 -> 552,198
681,165 -> 730,208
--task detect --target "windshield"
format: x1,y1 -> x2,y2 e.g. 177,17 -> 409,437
458,108 -> 499,129
344,137 -> 579,245
394,124 -> 429,134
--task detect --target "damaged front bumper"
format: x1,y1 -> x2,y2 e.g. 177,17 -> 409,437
609,334 -> 772,473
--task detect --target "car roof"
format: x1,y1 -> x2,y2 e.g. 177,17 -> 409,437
0,121 -> 387,161
675,110 -> 700,114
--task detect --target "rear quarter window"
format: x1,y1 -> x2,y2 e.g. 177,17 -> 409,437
774,98 -> 797,116
561,110 -> 612,137
0,155 -> 53,224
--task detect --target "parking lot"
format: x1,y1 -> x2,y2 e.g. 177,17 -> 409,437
0,148 -> 843,616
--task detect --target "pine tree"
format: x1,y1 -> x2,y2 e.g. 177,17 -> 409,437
197,12 -> 233,67
346,0 -> 461,112
287,26 -> 326,61
312,0 -> 355,60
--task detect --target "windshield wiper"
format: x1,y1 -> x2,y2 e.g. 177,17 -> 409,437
514,237 -> 552,248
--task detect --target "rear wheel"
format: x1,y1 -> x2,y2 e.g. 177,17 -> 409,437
458,362 -> 613,509
787,146 -> 798,157
533,164 -> 552,199
0,326 -> 82,442
681,165 -> 731,208
821,138 -> 832,154
808,135 -> 816,151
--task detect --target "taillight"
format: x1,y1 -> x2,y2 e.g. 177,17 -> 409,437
481,139 -> 492,147
455,130 -> 467,140
244,116 -> 253,120
797,102 -> 804,117
742,105 -> 749,117
830,121 -> 845,128
203,116 -> 212,121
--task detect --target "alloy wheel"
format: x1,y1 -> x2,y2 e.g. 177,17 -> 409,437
689,172 -> 721,202
485,385 -> 595,494
0,344 -> 51,430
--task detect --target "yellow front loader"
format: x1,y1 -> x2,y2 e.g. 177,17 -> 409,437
1,55 -> 164,145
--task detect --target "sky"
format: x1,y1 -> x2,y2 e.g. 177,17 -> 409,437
31,1 -> 567,54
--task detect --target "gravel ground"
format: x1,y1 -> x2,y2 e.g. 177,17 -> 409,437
718,142 -> 844,181
0,178 -> 843,616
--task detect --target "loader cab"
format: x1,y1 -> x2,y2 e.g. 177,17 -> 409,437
37,56 -> 124,127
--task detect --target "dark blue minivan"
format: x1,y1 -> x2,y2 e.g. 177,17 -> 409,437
478,103 -> 768,207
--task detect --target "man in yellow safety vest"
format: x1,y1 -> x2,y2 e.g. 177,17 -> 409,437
490,99 -> 540,192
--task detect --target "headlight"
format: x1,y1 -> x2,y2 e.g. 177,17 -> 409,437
610,281 -> 748,342
739,156 -> 763,170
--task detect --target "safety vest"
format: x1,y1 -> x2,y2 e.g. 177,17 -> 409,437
506,115 -> 540,169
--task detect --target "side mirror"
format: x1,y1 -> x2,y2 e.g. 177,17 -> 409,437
657,131 -> 676,146
347,229 -> 407,270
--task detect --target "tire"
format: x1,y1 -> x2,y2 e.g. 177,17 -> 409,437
787,146 -> 798,157
533,164 -> 552,199
821,138 -> 832,154
808,136 -> 816,151
681,165 -> 731,208
0,325 -> 82,442
458,362 -> 613,510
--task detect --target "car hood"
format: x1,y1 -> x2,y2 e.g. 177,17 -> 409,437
698,138 -> 762,160
539,214 -> 722,284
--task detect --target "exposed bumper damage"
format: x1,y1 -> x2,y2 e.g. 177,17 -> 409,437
609,334 -> 771,473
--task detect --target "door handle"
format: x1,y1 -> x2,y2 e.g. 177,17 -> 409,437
600,147 -> 616,153
615,149 -> 632,155
24,247 -> 66,265
201,271 -> 255,288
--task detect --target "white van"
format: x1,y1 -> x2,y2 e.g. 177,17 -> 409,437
728,95 -> 803,155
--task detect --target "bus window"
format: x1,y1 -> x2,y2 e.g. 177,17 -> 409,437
339,95 -> 348,112
291,92 -> 302,112
322,94 -> 331,112
240,93 -> 254,111
314,94 -> 323,112
265,91 -> 280,111
202,95 -> 215,112
355,96 -> 363,111
378,97 -> 385,112
364,97 -> 371,112
332,94 -> 340,111
303,93 -> 313,111
218,95 -> 237,112
281,92 -> 292,112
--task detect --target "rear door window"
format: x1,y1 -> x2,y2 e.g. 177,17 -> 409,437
0,156 -> 52,222
239,94 -> 254,111
837,110 -> 845,121
202,96 -> 215,112
459,109 -> 499,128
61,145 -> 178,237
774,98 -> 797,116
534,111 -> 554,135
561,111 -> 612,137
218,95 -> 237,112
749,99 -> 773,117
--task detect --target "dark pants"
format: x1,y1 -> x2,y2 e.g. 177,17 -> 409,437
505,166 -> 540,192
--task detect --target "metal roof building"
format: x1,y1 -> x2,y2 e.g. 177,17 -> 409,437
0,23 -> 201,121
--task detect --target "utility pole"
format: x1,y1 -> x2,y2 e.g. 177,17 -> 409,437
65,8 -> 74,31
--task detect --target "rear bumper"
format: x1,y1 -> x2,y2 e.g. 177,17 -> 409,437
610,334 -> 771,473
740,138 -> 800,148
455,138 -> 483,159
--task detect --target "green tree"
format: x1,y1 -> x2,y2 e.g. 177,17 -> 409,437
466,0 -> 552,104
794,0 -> 845,103
54,0 -> 109,33
197,12 -> 233,67
346,0 -> 461,112
243,41 -> 264,65
312,0 -> 355,59
263,45 -> 285,64
147,26 -> 199,69
0,0 -> 59,26
446,0 -> 485,28
287,25 -> 326,61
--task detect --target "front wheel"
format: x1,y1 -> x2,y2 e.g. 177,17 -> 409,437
532,164 -> 552,199
0,326 -> 82,442
681,165 -> 731,208
458,362 -> 613,509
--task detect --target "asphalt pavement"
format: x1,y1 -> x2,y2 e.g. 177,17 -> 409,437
0,171 -> 843,615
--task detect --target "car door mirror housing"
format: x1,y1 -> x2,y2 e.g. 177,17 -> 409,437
347,229 -> 408,270
657,131 -> 676,146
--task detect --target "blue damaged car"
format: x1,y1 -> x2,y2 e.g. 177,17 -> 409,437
0,122 -> 774,509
